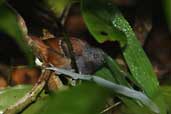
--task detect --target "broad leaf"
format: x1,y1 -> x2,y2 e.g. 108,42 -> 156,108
81,0 -> 126,47
0,85 -> 32,112
22,83 -> 109,114
0,4 -> 34,66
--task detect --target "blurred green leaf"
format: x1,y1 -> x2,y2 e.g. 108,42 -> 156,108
0,85 -> 32,111
42,0 -> 71,17
81,0 -> 126,47
22,83 -> 109,114
163,0 -> 171,31
161,86 -> 171,113
0,0 -> 4,5
118,101 -> 156,114
0,4 -> 34,66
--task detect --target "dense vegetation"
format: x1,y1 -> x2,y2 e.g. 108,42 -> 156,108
0,0 -> 170,114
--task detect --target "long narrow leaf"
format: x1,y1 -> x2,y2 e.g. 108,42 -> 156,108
95,67 -> 156,114
111,8 -> 167,114
104,55 -> 130,87
47,67 -> 159,113
81,0 -> 166,113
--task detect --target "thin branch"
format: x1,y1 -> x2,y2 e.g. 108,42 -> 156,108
100,102 -> 121,114
3,14 -> 55,114
3,69 -> 52,114
62,31 -> 79,73
61,3 -> 72,25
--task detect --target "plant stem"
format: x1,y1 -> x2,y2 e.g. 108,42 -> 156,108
100,102 -> 121,114
62,30 -> 79,72
3,70 -> 52,114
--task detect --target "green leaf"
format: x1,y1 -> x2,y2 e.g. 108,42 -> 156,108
95,67 -> 158,114
0,0 -> 4,5
111,7 -> 167,114
81,0 -> 126,47
42,0 -> 71,17
0,4 -> 34,66
0,85 -> 32,112
22,83 -> 109,114
113,13 -> 158,96
95,67 -> 117,83
104,55 -> 131,87
47,67 -> 159,113
119,101 -> 156,114
163,0 -> 171,31
81,0 -> 166,113
161,86 -> 171,113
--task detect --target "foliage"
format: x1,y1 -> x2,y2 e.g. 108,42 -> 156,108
82,0 -> 166,113
42,0 -> 71,17
22,83 -> 109,114
161,86 -> 171,113
81,0 -> 126,47
0,0 -> 170,114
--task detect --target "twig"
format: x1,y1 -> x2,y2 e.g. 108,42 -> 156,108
61,3 -> 72,25
3,69 -> 52,114
61,26 -> 79,73
3,14 -> 55,114
64,34 -> 78,72
100,102 -> 121,114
